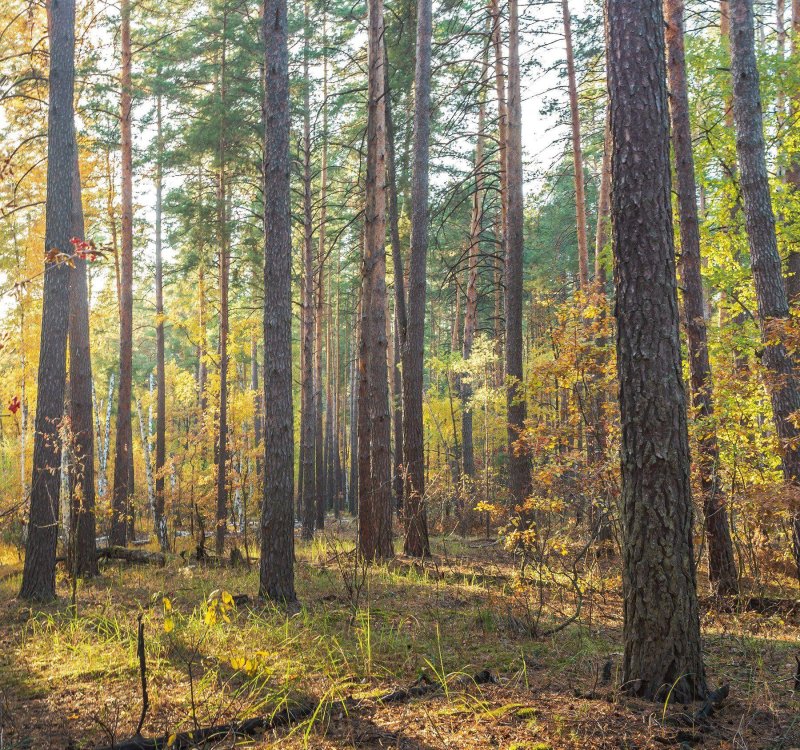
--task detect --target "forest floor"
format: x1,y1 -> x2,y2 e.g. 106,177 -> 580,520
0,518 -> 799,750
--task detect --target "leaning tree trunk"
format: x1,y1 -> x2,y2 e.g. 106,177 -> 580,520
359,0 -> 394,561
666,0 -> 738,596
730,0 -> 800,578
609,0 -> 706,703
259,0 -> 296,604
111,0 -> 134,547
68,129 -> 98,578
20,0 -> 77,602
402,0 -> 433,558
505,0 -> 532,512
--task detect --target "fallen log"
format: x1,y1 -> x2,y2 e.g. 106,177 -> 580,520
97,546 -> 166,567
378,669 -> 495,704
90,701 -> 315,750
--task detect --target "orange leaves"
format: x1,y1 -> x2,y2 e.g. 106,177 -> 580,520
44,247 -> 71,266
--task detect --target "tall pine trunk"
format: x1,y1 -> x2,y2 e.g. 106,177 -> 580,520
729,0 -> 800,578
215,16 -> 229,557
300,2 -> 316,540
462,23 -> 489,482
608,0 -> 706,702
68,129 -> 97,577
402,0 -> 433,557
505,0 -> 532,512
259,0 -> 296,603
665,0 -> 738,595
111,0 -> 134,547
21,0 -> 77,601
359,0 -> 394,561
384,38 -> 407,515
785,0 -> 800,301
561,0 -> 589,289
491,0 -> 507,382
154,93 -> 168,551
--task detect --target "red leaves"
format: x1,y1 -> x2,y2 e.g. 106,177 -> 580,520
8,396 -> 21,415
69,237 -> 103,262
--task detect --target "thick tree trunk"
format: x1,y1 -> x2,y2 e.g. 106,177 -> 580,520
259,0 -> 296,603
111,0 -> 134,547
666,0 -> 738,596
562,0 -> 589,289
729,0 -> 800,577
505,0 -> 532,512
608,0 -> 706,702
154,94 -> 168,552
359,0 -> 394,561
20,0 -> 77,601
402,0 -> 433,557
68,130 -> 98,578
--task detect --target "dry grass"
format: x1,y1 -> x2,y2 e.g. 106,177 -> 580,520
0,521 -> 798,749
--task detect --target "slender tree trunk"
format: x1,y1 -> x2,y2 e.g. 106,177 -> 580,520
349,314 -> 359,516
491,0 -> 507,382
462,25 -> 490,481
384,38 -> 407,516
251,335 -> 262,481
259,0 -> 296,603
111,0 -> 134,547
314,199 -> 325,531
360,0 -> 394,560
68,129 -> 97,577
301,2 -> 316,541
665,0 -> 738,595
402,0 -> 433,557
730,0 -> 800,577
594,102 -> 611,284
608,0 -> 706,702
320,20 -> 333,519
20,0 -> 77,601
561,0 -> 589,289
215,17 -> 229,557
785,0 -> 800,302
505,0 -> 531,511
153,94 -> 168,552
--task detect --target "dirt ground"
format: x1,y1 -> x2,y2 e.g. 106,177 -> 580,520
1,526 -> 798,749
